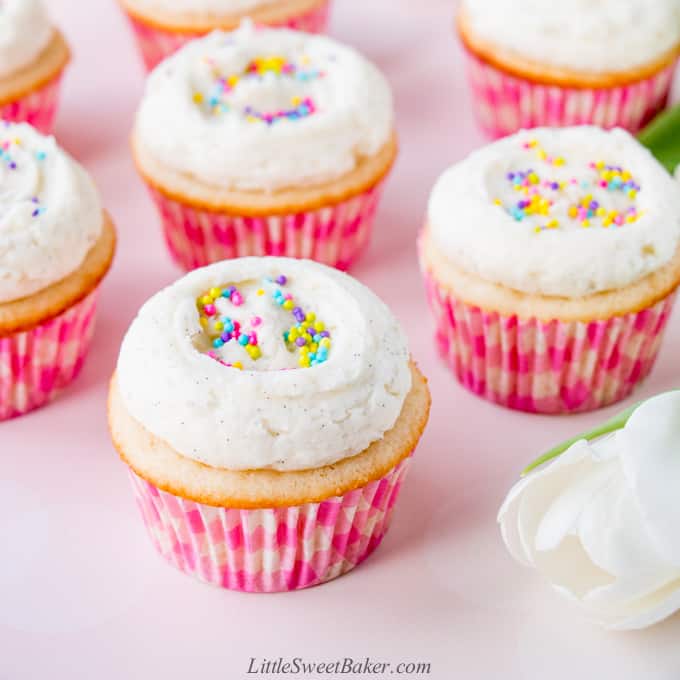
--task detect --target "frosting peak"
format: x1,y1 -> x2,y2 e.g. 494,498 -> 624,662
116,257 -> 411,472
134,23 -> 394,191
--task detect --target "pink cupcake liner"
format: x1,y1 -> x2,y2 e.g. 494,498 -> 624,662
0,291 -> 99,421
128,454 -> 412,592
0,73 -> 63,134
463,48 -> 678,139
148,181 -> 385,271
423,270 -> 677,414
125,1 -> 331,71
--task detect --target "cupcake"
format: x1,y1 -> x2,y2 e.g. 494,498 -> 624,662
457,0 -> 680,138
0,123 -> 116,420
420,126 -> 680,414
119,0 -> 331,71
0,0 -> 70,133
108,257 -> 430,592
132,23 -> 396,271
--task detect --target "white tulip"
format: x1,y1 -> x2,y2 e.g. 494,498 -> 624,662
498,391 -> 680,630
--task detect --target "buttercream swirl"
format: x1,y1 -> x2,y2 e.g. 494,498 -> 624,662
428,127 -> 680,297
0,0 -> 53,79
0,122 -> 102,303
134,23 -> 394,191
116,257 -> 411,471
461,0 -> 680,73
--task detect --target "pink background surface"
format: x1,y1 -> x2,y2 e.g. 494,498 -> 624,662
2,1 -> 680,677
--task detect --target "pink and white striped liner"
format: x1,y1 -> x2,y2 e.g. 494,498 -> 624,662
463,48 -> 678,139
125,1 -> 331,71
148,181 -> 385,271
423,270 -> 677,414
0,290 -> 99,421
129,454 -> 412,592
0,73 -> 63,134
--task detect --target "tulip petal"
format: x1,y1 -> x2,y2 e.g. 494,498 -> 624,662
619,392 -> 680,566
606,577 -> 680,630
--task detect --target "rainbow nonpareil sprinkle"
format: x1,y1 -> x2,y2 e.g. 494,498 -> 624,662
195,274 -> 332,369
495,139 -> 643,233
0,131 -> 48,219
194,54 -> 325,125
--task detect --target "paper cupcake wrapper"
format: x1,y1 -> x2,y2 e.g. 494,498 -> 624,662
463,48 -> 678,139
125,1 -> 331,71
128,454 -> 412,592
147,181 -> 385,271
0,290 -> 99,421
423,270 -> 677,414
0,73 -> 63,134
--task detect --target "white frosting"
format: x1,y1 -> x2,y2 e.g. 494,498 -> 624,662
129,0 -> 285,14
461,0 -> 680,73
498,391 -> 680,630
116,257 -> 411,472
428,127 -> 680,297
0,0 -> 53,79
0,122 -> 102,304
134,23 -> 393,191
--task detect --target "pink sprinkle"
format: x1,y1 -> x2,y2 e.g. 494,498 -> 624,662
599,180 -> 608,188
251,316 -> 262,327
615,215 -> 624,226
231,292 -> 243,306
233,320 -> 241,333
250,332 -> 258,345
204,304 -> 216,316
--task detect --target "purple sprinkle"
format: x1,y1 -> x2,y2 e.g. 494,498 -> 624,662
551,182 -> 559,190
9,162 -> 16,170
32,209 -> 39,217
295,337 -> 306,347
506,172 -> 515,181
221,331 -> 232,342
590,201 -> 599,210
319,330 -> 330,338
276,275 -> 287,285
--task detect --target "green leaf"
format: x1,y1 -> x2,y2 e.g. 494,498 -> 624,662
638,105 -> 680,174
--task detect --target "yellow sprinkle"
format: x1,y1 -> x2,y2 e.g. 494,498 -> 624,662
626,215 -> 637,223
247,346 -> 262,359
493,198 -> 502,206
301,322 -> 309,330
200,317 -> 208,328
313,321 -> 324,332
568,206 -> 578,218
257,288 -> 264,296
628,190 -> 637,199
534,226 -> 542,233
232,361 -> 243,370
299,357 -> 311,368
596,161 -> 605,170
291,96 -> 302,106
228,75 -> 239,87
192,92 -> 204,104
214,321 -> 224,331
283,300 -> 294,310
200,295 -> 212,305
582,220 -> 590,228
306,312 -> 316,322
289,328 -> 298,341
622,171 -> 632,181
209,287 -> 221,298
546,219 -> 559,229
320,338 -> 331,348
603,218 -> 612,227
309,343 -> 318,353
554,157 -> 565,166
596,207 -> 606,217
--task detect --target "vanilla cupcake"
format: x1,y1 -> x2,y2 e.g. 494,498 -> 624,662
0,123 -> 116,420
108,257 -> 429,592
132,23 -> 396,271
420,126 -> 680,414
457,0 -> 680,138
120,0 -> 330,71
0,0 -> 70,133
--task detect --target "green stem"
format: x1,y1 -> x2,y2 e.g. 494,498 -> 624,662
521,401 -> 642,477
522,389 -> 680,477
